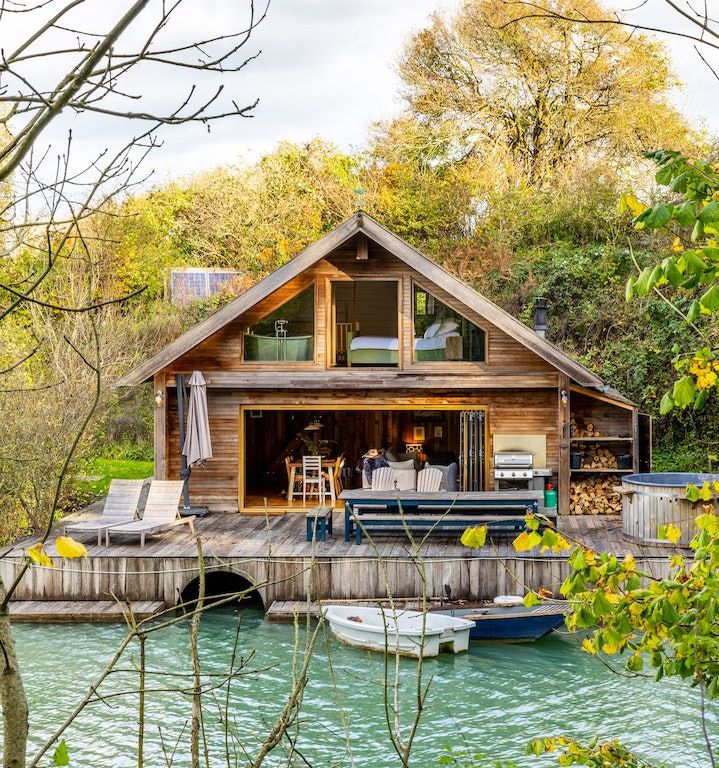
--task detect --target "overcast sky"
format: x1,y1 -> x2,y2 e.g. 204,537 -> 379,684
5,0 -> 718,188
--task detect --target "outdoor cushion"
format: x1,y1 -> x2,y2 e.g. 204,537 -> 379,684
388,459 -> 415,471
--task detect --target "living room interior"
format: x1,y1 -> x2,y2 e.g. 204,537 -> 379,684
241,406 -> 470,509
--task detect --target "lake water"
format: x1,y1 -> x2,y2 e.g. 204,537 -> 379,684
15,607 -> 714,767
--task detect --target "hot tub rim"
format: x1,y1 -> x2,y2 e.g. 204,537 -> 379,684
621,472 -> 719,488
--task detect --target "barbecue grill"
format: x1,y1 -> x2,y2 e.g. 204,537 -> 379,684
494,451 -> 533,481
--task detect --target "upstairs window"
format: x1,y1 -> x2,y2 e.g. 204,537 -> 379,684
413,285 -> 485,362
243,285 -> 315,362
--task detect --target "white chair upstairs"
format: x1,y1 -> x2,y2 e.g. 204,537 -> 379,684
302,455 -> 325,504
370,466 -> 396,491
416,466 -> 443,492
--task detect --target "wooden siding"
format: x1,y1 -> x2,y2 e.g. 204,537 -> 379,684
169,243 -> 557,378
166,389 -> 239,511
162,388 -> 559,513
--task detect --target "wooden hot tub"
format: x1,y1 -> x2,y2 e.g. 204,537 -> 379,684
620,473 -> 719,545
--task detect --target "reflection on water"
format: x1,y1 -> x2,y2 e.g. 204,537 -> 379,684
14,608 -> 713,767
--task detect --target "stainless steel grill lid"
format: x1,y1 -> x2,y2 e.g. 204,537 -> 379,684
494,452 -> 534,479
494,452 -> 533,468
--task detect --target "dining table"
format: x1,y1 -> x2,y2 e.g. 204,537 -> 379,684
287,458 -> 337,502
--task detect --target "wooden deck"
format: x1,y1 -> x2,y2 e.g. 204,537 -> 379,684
9,600 -> 163,623
3,507 -> 682,610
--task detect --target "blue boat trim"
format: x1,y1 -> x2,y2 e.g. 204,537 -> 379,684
434,605 -> 569,642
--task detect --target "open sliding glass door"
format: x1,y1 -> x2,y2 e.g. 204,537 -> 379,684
459,410 -> 486,491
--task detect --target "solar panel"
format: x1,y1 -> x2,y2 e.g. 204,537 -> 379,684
168,269 -> 242,305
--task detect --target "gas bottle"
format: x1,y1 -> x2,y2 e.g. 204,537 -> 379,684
544,482 -> 558,510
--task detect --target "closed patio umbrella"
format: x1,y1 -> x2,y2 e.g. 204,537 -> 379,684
183,370 -> 213,467
177,370 -> 212,515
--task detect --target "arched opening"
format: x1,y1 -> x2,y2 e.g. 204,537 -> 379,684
179,570 -> 263,610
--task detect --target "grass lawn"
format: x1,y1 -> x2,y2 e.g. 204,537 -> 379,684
77,457 -> 154,497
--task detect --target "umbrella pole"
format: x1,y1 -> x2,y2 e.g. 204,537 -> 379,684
177,373 -> 192,509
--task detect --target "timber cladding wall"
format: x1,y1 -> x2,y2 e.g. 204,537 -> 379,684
165,246 -> 557,377
2,553 -> 672,606
163,388 -> 559,512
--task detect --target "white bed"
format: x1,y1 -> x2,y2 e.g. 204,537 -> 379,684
348,327 -> 461,364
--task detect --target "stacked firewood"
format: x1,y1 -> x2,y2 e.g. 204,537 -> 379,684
579,444 -> 618,470
570,418 -> 606,438
570,477 -> 622,515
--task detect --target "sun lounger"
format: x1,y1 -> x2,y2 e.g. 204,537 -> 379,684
105,480 -> 193,547
65,479 -> 144,546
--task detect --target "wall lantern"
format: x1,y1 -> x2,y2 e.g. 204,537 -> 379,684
154,390 -> 164,408
560,389 -> 568,406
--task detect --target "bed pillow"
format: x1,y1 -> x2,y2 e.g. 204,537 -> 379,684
424,322 -> 442,339
439,319 -> 460,334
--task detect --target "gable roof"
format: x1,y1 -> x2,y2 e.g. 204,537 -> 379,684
116,212 -> 607,389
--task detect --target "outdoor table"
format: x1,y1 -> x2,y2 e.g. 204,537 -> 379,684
287,459 -> 336,502
339,489 -> 544,543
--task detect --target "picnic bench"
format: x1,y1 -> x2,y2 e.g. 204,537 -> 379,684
340,490 -> 551,545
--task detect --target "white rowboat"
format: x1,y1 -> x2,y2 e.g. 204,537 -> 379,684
322,605 -> 475,658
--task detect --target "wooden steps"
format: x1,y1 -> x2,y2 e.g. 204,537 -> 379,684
9,600 -> 165,623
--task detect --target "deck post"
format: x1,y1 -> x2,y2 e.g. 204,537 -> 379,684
153,373 -> 166,480
558,374 -> 571,515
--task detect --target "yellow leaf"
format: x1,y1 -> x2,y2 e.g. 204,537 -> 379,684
513,530 -> 542,552
623,554 -> 636,573
55,536 -> 89,559
582,637 -> 598,655
670,236 -> 684,253
460,525 -> 487,549
618,191 -> 648,217
660,523 -> 682,544
25,543 -> 52,567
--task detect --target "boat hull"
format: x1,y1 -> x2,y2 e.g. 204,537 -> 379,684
322,605 -> 475,658
436,605 -> 568,642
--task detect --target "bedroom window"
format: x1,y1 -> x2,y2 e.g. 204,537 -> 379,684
413,285 -> 485,362
243,285 -> 315,362
332,281 -> 399,367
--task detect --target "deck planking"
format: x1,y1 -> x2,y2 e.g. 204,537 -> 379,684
3,510 -> 685,608
9,600 -> 164,623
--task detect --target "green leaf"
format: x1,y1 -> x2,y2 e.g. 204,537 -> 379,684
684,250 -> 708,274
52,741 -> 69,767
663,259 -> 683,286
673,200 -> 694,223
685,483 -> 700,502
625,275 -> 635,302
634,266 -> 653,295
659,392 -> 675,415
687,300 -> 701,323
698,200 -> 719,224
691,218 -> 705,242
644,204 -> 672,229
693,388 -> 708,411
700,285 -> 719,312
575,606 -> 597,629
672,376 -> 696,409
523,591 -> 541,607
592,590 -> 614,617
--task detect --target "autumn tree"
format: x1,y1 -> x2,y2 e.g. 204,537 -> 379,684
392,0 -> 697,187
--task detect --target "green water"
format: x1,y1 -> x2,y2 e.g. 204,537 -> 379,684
14,608 -> 715,767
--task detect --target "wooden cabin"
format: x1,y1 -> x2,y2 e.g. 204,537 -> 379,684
117,213 -> 650,516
